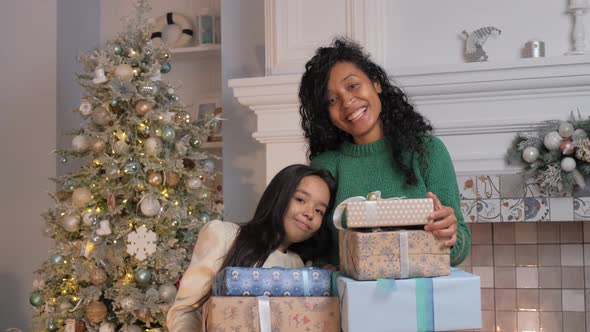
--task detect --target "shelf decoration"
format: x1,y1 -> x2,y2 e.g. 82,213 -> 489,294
506,111 -> 589,194
461,26 -> 502,62
151,12 -> 194,48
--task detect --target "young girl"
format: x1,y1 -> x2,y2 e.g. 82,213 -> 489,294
298,38 -> 470,267
166,164 -> 337,331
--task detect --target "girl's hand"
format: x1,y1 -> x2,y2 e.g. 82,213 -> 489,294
424,192 -> 457,247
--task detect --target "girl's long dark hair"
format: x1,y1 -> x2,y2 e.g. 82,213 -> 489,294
197,164 -> 337,307
299,38 -> 432,185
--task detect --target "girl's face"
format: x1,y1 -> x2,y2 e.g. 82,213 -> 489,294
281,175 -> 331,250
326,61 -> 383,144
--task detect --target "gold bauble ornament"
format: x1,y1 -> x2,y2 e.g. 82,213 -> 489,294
165,172 -> 180,187
174,111 -> 191,126
135,100 -> 153,116
159,51 -> 171,62
113,140 -> 130,155
89,137 -> 106,155
85,301 -> 107,324
147,171 -> 163,186
114,64 -> 134,81
135,307 -> 151,322
367,192 -> 379,201
91,106 -> 112,126
89,267 -> 107,286
72,187 -> 92,209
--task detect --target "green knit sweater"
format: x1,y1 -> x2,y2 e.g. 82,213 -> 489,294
311,135 -> 470,267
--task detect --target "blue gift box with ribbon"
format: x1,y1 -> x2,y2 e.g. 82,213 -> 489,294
212,266 -> 332,297
337,269 -> 481,332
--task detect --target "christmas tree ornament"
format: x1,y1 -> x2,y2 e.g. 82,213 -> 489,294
93,67 -> 108,84
113,140 -> 130,155
144,137 -> 162,157
159,51 -> 171,62
119,296 -> 137,311
60,157 -> 68,163
165,172 -> 181,187
543,131 -> 562,150
186,177 -> 203,190
138,82 -> 159,96
89,267 -> 107,286
79,101 -> 93,117
60,215 -> 81,233
560,140 -> 575,155
158,283 -> 177,302
189,137 -> 202,148
122,325 -> 142,332
50,254 -> 65,265
161,126 -> 176,142
90,234 -> 103,245
135,269 -> 152,285
170,94 -> 180,102
86,301 -> 108,324
573,128 -> 587,140
58,301 -> 73,312
46,321 -> 59,331
202,159 -> 215,173
72,135 -> 90,153
160,62 -> 172,73
89,137 -> 107,155
106,164 -> 121,179
114,64 -> 134,81
174,111 -> 191,126
135,307 -> 151,322
72,187 -> 92,209
82,211 -> 96,226
198,212 -> 210,223
127,226 -> 158,261
111,79 -> 137,100
137,123 -> 151,138
98,322 -> 115,332
198,191 -> 210,200
558,121 -> 575,138
576,139 -> 590,162
92,106 -> 112,126
123,161 -> 142,174
96,220 -> 112,236
134,100 -> 153,116
561,157 -> 576,172
112,44 -> 123,55
146,171 -> 162,185
140,197 -> 161,216
29,291 -> 44,307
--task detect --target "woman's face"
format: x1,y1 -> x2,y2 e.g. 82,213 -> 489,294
326,61 -> 383,144
281,175 -> 330,249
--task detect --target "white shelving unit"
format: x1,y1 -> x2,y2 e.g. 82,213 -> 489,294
171,44 -> 221,54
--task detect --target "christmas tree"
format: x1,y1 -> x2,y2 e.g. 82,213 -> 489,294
30,1 -> 223,331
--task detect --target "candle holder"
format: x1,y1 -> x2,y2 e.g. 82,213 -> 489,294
565,4 -> 588,55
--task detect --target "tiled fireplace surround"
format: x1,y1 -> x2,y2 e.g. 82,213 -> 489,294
458,174 -> 590,332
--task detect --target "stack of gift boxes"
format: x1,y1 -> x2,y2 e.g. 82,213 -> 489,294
201,193 -> 482,331
336,194 -> 482,332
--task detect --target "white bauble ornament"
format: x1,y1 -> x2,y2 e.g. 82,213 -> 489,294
140,197 -> 161,216
114,64 -> 134,81
572,128 -> 588,140
72,187 -> 92,209
98,323 -> 114,332
79,101 -> 93,116
558,122 -> 574,138
113,140 -> 130,155
522,146 -> 540,163
72,135 -> 90,153
543,131 -> 562,150
60,215 -> 80,232
186,177 -> 203,190
158,284 -> 177,302
561,157 -> 576,172
144,137 -> 163,157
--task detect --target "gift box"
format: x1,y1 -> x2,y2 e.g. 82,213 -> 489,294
212,267 -> 332,297
340,197 -> 433,229
337,269 -> 482,332
339,229 -> 450,280
203,296 -> 340,332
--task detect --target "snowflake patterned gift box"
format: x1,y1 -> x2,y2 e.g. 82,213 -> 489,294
203,296 -> 340,332
338,195 -> 434,229
212,267 -> 332,297
339,229 -> 450,280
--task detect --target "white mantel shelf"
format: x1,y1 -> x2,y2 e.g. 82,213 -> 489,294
229,55 -> 590,177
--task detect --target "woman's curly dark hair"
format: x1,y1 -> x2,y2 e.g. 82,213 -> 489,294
299,37 -> 432,185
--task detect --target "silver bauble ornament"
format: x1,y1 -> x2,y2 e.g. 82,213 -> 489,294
543,131 -> 562,151
522,146 -> 539,163
158,284 -> 177,302
558,122 -> 574,138
72,187 -> 92,208
113,140 -> 130,155
572,128 -> 587,140
50,254 -> 65,265
186,177 -> 203,190
198,212 -> 210,223
60,215 -> 81,232
202,159 -> 215,173
189,137 -> 202,148
160,62 -> 172,74
561,157 -> 576,172
124,162 -> 142,174
138,82 -> 159,96
140,197 -> 161,216
72,135 -> 90,153
144,137 -> 163,156
113,44 -> 123,55
135,269 -> 152,285
29,291 -> 44,307
114,64 -> 134,81
162,126 -> 176,142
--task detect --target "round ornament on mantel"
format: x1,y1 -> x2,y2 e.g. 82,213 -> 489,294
522,146 -> 540,163
543,131 -> 562,151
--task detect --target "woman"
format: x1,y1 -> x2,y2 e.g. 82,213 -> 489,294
299,38 -> 470,267
166,164 -> 337,331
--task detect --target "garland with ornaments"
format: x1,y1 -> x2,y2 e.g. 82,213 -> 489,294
506,112 -> 590,194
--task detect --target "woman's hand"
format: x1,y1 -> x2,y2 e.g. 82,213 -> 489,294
424,192 -> 457,247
